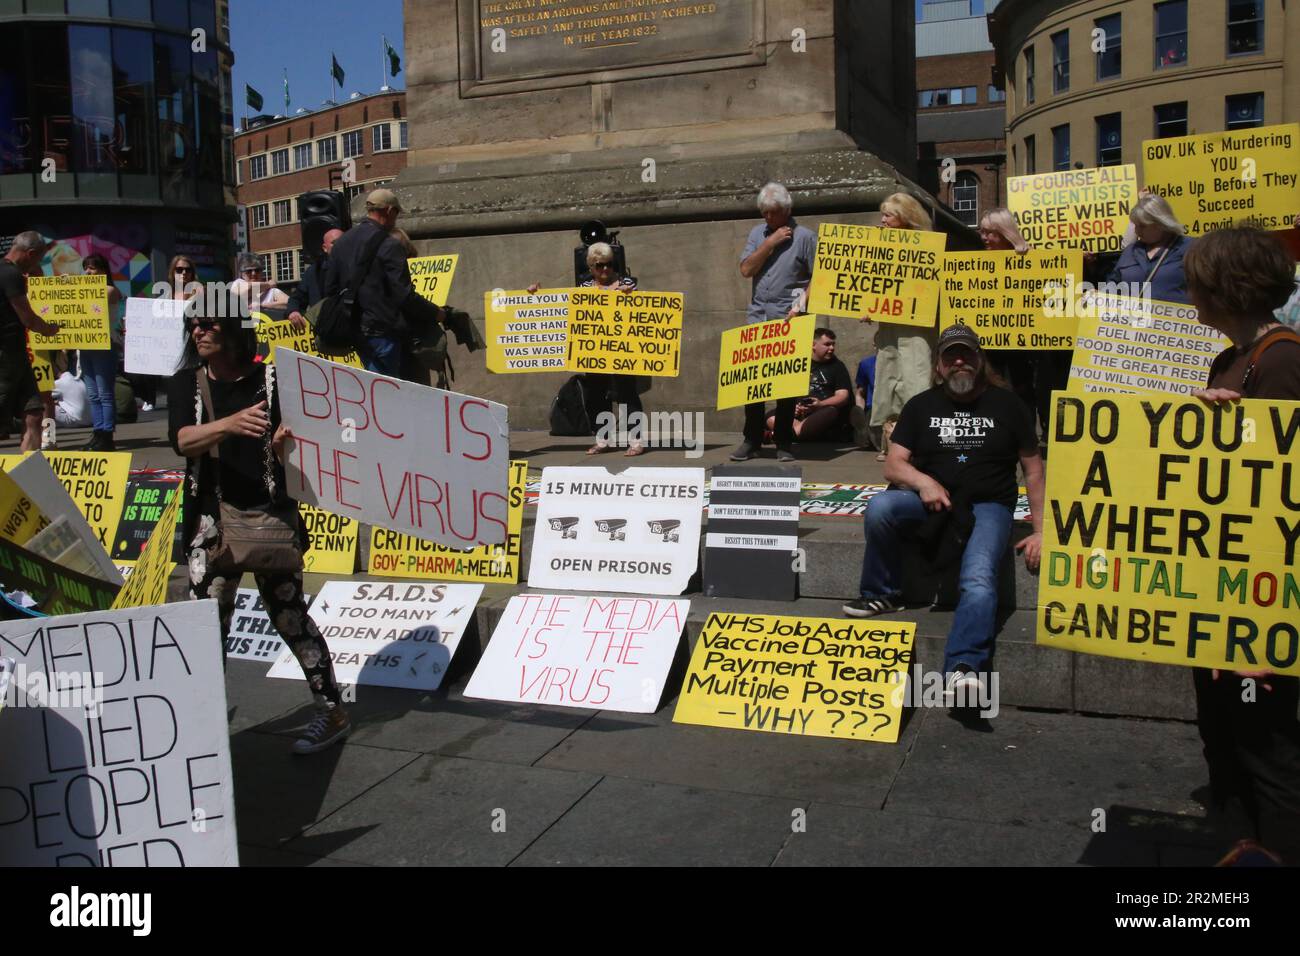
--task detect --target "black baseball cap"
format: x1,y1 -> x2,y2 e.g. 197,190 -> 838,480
937,324 -> 982,354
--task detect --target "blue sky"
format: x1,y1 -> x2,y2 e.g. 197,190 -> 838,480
230,0 -> 405,118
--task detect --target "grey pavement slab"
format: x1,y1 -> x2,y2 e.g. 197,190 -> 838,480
237,843 -> 372,867
224,658 -> 313,734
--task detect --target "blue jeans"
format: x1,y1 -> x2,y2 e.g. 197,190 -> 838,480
858,489 -> 1012,673
80,349 -> 117,432
358,336 -> 402,378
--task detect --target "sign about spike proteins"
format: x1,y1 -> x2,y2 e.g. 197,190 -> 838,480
26,274 -> 110,349
408,255 -> 459,307
716,313 -> 814,410
808,223 -> 945,326
485,289 -> 571,373
1039,394 -> 1300,675
941,250 -> 1083,349
1141,124 -> 1300,235
566,288 -> 683,376
673,613 -> 914,743
1007,165 -> 1138,253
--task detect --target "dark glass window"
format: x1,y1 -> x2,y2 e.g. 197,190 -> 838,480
988,85 -> 1006,103
1225,92 -> 1264,129
1024,46 -> 1035,105
112,27 -> 156,177
27,25 -> 73,176
1096,113 -> 1122,166
69,26 -> 117,174
1052,124 -> 1070,171
1155,1 -> 1188,68
155,0 -> 189,32
953,172 -> 979,227
68,0 -> 112,15
1052,30 -> 1069,93
0,23 -> 31,175
192,46 -> 222,206
1228,1 -> 1264,56
190,0 -> 217,40
1154,102 -> 1187,138
1095,14 -> 1121,80
1025,134 -> 1036,174
153,31 -> 194,203
112,0 -> 154,20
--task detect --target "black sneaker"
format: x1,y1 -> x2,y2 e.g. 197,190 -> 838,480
776,447 -> 795,462
842,596 -> 903,618
730,441 -> 757,461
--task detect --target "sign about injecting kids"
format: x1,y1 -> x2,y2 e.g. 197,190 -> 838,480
485,289 -> 571,373
1007,165 -> 1138,253
566,287 -> 683,377
0,600 -> 238,866
941,250 -> 1083,349
1142,124 -> 1300,236
464,593 -> 688,713
276,350 -> 510,549
26,274 -> 110,350
673,613 -> 914,743
716,313 -> 814,410
1039,394 -> 1300,676
807,223 -> 944,325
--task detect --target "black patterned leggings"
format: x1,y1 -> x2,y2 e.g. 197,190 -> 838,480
191,568 -> 343,706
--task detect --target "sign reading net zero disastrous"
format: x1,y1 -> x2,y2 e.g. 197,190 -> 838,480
465,594 -> 688,713
1007,165 -> 1138,253
942,250 -> 1083,350
1069,295 -> 1228,395
1040,394 -> 1300,676
408,255 -> 458,307
254,310 -> 361,368
673,613 -> 915,743
808,223 -> 945,325
567,287 -> 683,376
0,600 -> 238,866
26,274 -> 110,349
716,313 -> 813,410
1142,123 -> 1300,235
485,289 -> 570,373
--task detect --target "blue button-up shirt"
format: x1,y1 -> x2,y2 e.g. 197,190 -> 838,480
741,218 -> 817,322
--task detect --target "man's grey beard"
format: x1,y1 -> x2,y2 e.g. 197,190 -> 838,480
944,369 -> 977,397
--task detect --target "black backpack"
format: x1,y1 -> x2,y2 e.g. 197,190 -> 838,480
309,227 -> 389,355
549,375 -> 594,436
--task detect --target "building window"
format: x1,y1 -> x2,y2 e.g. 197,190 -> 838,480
1228,0 -> 1264,56
1226,92 -> 1264,129
249,154 -> 267,179
294,143 -> 313,169
235,159 -> 242,184
343,129 -> 364,158
400,121 -> 408,149
1025,135 -> 1036,174
251,203 -> 269,228
275,251 -> 294,283
317,136 -> 338,164
345,183 -> 365,200
1154,102 -> 1188,138
952,172 -> 979,227
273,199 -> 291,225
259,254 -> 271,277
1095,14 -> 1121,80
988,85 -> 1006,103
1096,113 -> 1122,166
1052,30 -> 1069,93
1024,46 -> 1035,105
1154,1 -> 1188,69
271,148 -> 289,175
1052,124 -> 1071,171
297,250 -> 306,276
918,86 -> 980,108
372,123 -> 392,152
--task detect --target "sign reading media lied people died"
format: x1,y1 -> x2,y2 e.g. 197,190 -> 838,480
941,250 -> 1083,349
716,313 -> 814,410
1039,394 -> 1300,676
26,274 -> 110,350
276,350 -> 510,549
0,600 -> 238,866
1007,165 -> 1138,253
808,223 -> 945,326
528,466 -> 704,595
566,287 -> 683,376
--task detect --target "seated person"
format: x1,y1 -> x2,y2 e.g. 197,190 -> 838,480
767,326 -> 851,442
52,368 -> 90,428
843,325 -> 1045,707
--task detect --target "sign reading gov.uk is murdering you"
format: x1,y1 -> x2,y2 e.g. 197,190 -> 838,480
527,466 -> 704,595
276,350 -> 510,549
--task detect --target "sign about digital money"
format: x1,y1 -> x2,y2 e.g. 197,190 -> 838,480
408,254 -> 459,307
808,223 -> 945,325
528,466 -> 705,595
716,313 -> 814,410
464,593 -> 688,712
1068,295 -> 1228,395
703,464 -> 801,601
567,287 -> 683,376
673,613 -> 916,743
254,308 -> 361,367
941,250 -> 1083,349
1040,394 -> 1300,675
1007,165 -> 1138,253
26,274 -> 110,349
266,579 -> 482,690
485,289 -> 570,373
369,459 -> 527,584
1142,123 -> 1300,236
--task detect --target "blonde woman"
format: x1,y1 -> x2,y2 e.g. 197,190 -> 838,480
978,207 -> 1030,253
1107,193 -> 1193,304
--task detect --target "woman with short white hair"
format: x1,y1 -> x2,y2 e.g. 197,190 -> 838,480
1107,193 -> 1193,304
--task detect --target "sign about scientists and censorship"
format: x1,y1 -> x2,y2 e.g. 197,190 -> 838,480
0,452 -> 132,559
464,594 -> 688,713
111,475 -> 181,565
485,289 -> 570,373
1007,165 -> 1138,253
111,489 -> 181,609
266,580 -> 482,690
941,250 -> 1083,350
528,466 -> 704,595
566,287 -> 683,377
277,350 -> 510,549
716,313 -> 814,410
0,600 -> 239,866
1040,394 -> 1300,675
224,587 -> 312,663
299,503 -> 357,575
703,465 -> 801,601
673,613 -> 915,743
254,309 -> 361,368
1142,123 -> 1300,236
1068,295 -> 1229,395
408,255 -> 459,307
369,459 -> 527,584
123,297 -> 187,377
26,274 -> 110,349
808,223 -> 945,325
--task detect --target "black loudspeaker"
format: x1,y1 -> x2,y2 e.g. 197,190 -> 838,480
298,190 -> 351,260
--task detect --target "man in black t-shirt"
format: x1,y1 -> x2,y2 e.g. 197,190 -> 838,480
844,325 -> 1046,707
0,231 -> 60,451
765,327 -> 852,447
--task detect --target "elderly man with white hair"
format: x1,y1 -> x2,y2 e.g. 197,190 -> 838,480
733,181 -> 817,462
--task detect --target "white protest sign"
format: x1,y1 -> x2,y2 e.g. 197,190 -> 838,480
528,466 -> 704,595
123,297 -> 187,377
464,593 -> 689,713
224,587 -> 316,663
266,579 -> 482,690
0,600 -> 238,866
276,350 -> 510,549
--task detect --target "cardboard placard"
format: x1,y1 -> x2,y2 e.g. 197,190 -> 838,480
716,314 -> 814,410
673,612 -> 915,742
1039,394 -> 1300,675
566,287 -> 683,377
123,297 -> 187,377
224,587 -> 315,663
528,466 -> 704,595
299,503 -> 357,575
1007,165 -> 1138,253
807,223 -> 945,325
0,535 -> 119,615
703,465 -> 801,601
408,255 -> 459,307
464,593 -> 688,712
111,489 -> 182,609
25,339 -> 54,394
941,250 -> 1083,349
5,454 -> 122,585
25,274 -> 110,349
0,452 -> 132,559
485,289 -> 571,373
253,308 -> 362,367
111,475 -> 182,565
0,469 -> 47,546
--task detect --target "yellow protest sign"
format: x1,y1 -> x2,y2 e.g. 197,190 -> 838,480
1142,123 -> 1300,236
1007,165 -> 1137,253
485,289 -> 570,373
1068,294 -> 1228,394
808,223 -> 944,326
0,470 -> 47,545
673,612 -> 915,743
1040,394 -> 1300,676
0,452 -> 132,557
25,340 -> 54,393
26,274 -> 110,349
567,287 -> 682,377
716,314 -> 814,410
408,255 -> 459,307
368,459 -> 527,583
254,311 -> 361,367
942,250 -> 1083,349
111,487 -> 181,608
300,502 -> 357,575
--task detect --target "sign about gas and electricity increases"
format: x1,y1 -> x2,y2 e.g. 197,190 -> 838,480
1039,394 -> 1300,676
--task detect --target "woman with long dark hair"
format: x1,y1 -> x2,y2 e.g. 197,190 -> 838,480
79,254 -> 122,450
